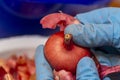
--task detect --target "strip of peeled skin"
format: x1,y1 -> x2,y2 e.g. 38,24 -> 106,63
40,13 -> 76,31
101,65 -> 120,78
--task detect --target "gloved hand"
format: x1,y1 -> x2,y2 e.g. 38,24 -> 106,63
65,7 -> 120,49
35,7 -> 120,80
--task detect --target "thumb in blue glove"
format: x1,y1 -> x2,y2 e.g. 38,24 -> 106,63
35,45 -> 53,80
76,57 -> 100,80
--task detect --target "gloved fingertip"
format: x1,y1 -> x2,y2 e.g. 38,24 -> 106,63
77,57 -> 96,66
64,24 -> 87,47
64,24 -> 78,35
76,57 -> 100,80
65,21 -> 85,33
35,45 -> 53,80
103,77 -> 111,80
36,44 -> 44,51
64,24 -> 81,42
35,45 -> 44,58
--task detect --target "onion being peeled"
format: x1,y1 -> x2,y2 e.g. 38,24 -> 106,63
44,31 -> 93,74
41,12 -> 100,75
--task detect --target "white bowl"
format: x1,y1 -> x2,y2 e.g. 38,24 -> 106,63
0,35 -> 48,59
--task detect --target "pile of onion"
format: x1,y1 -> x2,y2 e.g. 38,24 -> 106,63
40,13 -> 100,76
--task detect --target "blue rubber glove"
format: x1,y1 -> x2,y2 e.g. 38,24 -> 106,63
35,7 -> 120,80
64,7 -> 120,80
65,7 -> 120,49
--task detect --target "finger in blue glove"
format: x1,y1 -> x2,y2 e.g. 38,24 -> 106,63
65,7 -> 120,50
65,22 -> 120,50
76,57 -> 100,80
35,45 -> 53,80
103,77 -> 111,80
